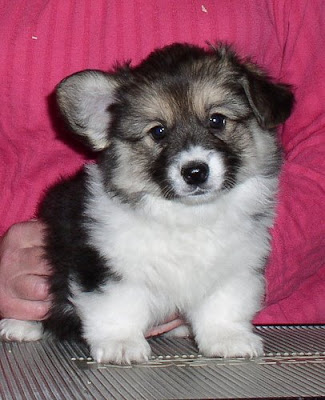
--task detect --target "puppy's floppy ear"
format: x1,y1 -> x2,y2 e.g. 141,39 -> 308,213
57,70 -> 119,150
241,66 -> 294,129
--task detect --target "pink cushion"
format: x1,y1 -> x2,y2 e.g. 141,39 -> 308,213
0,0 -> 324,324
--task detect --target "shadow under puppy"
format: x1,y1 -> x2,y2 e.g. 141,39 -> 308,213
0,43 -> 294,364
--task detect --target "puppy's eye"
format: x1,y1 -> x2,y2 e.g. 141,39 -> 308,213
150,125 -> 166,141
209,113 -> 226,130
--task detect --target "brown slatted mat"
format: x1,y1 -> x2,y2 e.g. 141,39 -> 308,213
1,326 -> 324,399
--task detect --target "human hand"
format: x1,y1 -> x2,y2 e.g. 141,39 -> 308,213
0,221 -> 52,320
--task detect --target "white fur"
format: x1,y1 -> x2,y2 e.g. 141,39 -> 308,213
0,320 -> 43,341
163,325 -> 191,338
73,164 -> 275,362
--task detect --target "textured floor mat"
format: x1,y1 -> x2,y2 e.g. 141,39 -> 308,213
1,325 -> 324,399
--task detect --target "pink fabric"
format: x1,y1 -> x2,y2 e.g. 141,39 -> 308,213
0,0 -> 324,324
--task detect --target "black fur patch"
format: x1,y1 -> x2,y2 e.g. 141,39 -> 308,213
39,171 -> 119,340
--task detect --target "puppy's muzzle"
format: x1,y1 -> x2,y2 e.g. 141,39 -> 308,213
181,162 -> 209,185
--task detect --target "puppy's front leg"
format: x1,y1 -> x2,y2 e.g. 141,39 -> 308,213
74,282 -> 152,364
189,273 -> 264,358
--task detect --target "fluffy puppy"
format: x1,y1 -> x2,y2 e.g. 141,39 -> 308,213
0,43 -> 294,364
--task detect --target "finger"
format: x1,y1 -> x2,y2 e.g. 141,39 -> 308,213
18,246 -> 52,276
12,274 -> 50,301
145,318 -> 186,338
1,299 -> 51,321
23,220 -> 46,248
5,220 -> 46,249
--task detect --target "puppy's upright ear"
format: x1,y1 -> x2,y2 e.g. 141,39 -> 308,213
57,70 -> 119,150
241,66 -> 294,129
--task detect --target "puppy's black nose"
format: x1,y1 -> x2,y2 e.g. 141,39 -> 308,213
181,162 -> 209,185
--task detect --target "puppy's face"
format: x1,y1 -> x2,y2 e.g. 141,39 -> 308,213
57,44 -> 294,204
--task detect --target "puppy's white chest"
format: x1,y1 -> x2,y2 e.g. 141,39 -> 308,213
87,194 -> 237,304
107,213 -> 217,273
85,166 -> 268,307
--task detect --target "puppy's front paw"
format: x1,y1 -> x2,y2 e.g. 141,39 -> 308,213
198,329 -> 263,358
0,319 -> 43,342
90,337 -> 151,365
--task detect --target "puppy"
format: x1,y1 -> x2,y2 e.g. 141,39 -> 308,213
0,43 -> 294,364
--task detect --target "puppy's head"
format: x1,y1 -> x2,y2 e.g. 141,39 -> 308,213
57,43 -> 294,204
